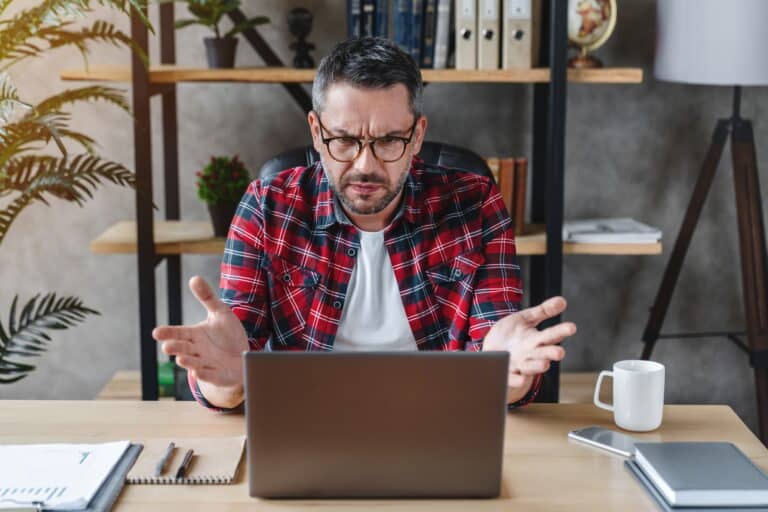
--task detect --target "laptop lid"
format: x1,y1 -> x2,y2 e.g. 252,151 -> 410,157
244,351 -> 509,499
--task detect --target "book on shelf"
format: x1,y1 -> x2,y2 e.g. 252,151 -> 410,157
497,157 -> 516,219
513,157 -> 527,236
629,442 -> 768,508
485,156 -> 527,236
432,0 -> 451,68
563,217 -> 661,244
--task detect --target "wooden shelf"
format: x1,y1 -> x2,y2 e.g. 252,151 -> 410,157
61,65 -> 643,84
91,220 -> 661,256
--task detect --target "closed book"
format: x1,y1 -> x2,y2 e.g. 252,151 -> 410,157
421,0 -> 438,67
485,157 -> 500,185
374,0 -> 389,37
432,0 -> 451,68
348,0 -> 362,37
563,218 -> 661,244
394,0 -> 412,55
513,157 -> 527,235
410,0 -> 424,63
497,157 -> 515,218
626,459 -> 768,512
634,442 -> 768,507
361,0 -> 376,36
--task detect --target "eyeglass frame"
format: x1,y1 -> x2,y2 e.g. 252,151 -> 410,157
313,111 -> 419,163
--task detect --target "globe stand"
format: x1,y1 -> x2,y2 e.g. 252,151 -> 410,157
567,49 -> 603,69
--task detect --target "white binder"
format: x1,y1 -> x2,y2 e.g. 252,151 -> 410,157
455,0 -> 477,69
433,0 -> 452,68
478,0 -> 500,69
502,0 -> 541,69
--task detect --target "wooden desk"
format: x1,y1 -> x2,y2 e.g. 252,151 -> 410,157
1,401 -> 765,511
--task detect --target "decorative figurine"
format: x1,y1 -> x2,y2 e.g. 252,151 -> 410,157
288,7 -> 315,69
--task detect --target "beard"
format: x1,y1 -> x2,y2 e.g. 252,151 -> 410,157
323,156 -> 410,216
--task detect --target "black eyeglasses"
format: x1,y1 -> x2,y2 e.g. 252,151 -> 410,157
314,112 -> 417,163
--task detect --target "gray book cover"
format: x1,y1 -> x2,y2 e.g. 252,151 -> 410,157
634,442 -> 768,507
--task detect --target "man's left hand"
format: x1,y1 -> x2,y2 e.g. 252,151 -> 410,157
483,296 -> 576,393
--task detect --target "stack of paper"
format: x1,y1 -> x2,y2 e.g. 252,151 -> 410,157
626,442 -> 768,511
0,441 -> 130,510
563,218 -> 662,244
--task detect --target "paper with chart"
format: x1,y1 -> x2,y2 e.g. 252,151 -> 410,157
0,440 -> 130,510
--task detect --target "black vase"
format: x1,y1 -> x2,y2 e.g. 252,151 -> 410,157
208,202 -> 238,237
204,37 -> 238,68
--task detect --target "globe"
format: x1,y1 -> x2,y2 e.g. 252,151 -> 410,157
567,0 -> 617,68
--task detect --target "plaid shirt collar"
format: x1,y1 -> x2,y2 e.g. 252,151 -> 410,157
313,155 -> 425,230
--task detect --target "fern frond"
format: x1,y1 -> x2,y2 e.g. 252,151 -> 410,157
0,73 -> 31,124
0,153 -> 135,244
0,293 -> 99,383
33,86 -> 129,118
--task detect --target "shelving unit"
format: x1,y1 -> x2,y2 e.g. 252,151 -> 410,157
62,0 -> 650,401
89,220 -> 662,256
60,65 -> 642,84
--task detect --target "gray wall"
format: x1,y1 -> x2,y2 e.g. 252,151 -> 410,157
2,0 -> 765,434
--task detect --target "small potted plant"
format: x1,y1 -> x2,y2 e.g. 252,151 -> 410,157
172,0 -> 269,68
196,155 -> 252,236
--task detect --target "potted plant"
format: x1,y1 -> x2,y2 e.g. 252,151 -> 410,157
0,0 -> 145,382
172,0 -> 269,68
196,155 -> 251,236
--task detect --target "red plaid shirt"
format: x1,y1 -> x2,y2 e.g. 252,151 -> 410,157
189,156 -> 541,409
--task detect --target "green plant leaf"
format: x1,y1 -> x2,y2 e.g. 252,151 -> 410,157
174,18 -> 205,29
224,16 -> 268,38
0,292 -> 99,383
33,86 -> 129,118
0,73 -> 32,123
0,154 -> 136,244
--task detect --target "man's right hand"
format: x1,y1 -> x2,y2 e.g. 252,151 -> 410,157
152,276 -> 249,408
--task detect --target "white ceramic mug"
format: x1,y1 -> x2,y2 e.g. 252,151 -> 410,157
593,360 -> 665,432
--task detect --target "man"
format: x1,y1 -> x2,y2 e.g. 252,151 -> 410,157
153,37 -> 576,411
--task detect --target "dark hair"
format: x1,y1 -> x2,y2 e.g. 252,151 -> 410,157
312,37 -> 423,118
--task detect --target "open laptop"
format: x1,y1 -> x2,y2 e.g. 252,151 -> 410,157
244,351 -> 509,499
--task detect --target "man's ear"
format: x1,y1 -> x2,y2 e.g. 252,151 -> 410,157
307,110 -> 323,154
411,115 -> 428,155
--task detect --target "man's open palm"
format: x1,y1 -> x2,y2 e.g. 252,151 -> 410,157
152,276 -> 248,389
483,296 -> 576,389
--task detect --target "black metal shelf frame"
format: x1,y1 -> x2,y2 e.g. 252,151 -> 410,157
129,1 -> 569,401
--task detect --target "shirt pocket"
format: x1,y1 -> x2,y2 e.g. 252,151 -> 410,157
264,256 -> 320,344
425,250 -> 485,285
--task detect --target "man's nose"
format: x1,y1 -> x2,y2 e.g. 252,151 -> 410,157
353,141 -> 380,172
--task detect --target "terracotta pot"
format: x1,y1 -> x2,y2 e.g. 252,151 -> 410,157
204,37 -> 238,68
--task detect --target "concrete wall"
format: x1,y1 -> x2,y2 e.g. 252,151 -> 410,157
2,0 -> 765,433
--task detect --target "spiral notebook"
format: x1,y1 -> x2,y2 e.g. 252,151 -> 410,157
126,437 -> 245,485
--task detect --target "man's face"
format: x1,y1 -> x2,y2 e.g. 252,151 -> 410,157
308,83 -> 427,217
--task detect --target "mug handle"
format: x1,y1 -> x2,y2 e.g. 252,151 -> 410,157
593,370 -> 614,412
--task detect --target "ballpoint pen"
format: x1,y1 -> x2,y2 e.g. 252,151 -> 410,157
175,448 -> 194,479
154,441 -> 175,477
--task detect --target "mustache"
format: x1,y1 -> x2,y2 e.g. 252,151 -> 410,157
341,172 -> 388,186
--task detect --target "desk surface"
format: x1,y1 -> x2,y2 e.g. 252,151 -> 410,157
1,401 -> 765,511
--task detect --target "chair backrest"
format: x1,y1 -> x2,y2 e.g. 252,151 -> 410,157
256,141 -> 492,182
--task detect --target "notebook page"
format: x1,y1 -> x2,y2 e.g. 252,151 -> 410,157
0,441 -> 130,510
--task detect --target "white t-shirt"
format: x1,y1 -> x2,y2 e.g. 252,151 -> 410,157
334,229 -> 418,351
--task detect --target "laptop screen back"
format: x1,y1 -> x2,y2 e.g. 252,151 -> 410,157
245,351 -> 509,498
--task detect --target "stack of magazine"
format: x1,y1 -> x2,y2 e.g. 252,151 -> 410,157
563,217 -> 662,244
626,442 -> 768,512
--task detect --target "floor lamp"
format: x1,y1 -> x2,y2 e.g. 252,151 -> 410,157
640,0 -> 768,444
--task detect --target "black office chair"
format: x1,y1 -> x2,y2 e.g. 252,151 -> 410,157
256,141 -> 493,181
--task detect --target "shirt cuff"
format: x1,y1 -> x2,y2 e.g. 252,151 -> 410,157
187,372 -> 244,413
507,373 -> 543,409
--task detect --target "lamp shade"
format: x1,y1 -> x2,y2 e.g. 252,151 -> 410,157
654,0 -> 768,86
